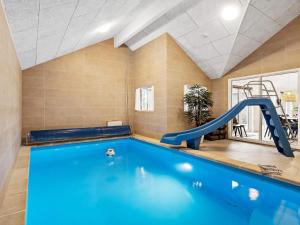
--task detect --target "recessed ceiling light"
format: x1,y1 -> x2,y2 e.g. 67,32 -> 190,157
95,23 -> 113,33
221,5 -> 240,21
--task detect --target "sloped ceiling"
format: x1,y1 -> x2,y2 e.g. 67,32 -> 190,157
2,0 -> 300,78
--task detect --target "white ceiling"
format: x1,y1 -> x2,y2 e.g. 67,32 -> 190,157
122,0 -> 300,79
2,0 -> 300,78
3,0 -> 151,68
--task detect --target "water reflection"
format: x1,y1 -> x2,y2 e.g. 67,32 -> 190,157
232,180 -> 239,189
249,188 -> 259,201
176,162 -> 193,172
136,166 -> 147,178
192,181 -> 203,189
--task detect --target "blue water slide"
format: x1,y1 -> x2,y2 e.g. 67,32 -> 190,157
160,98 -> 294,157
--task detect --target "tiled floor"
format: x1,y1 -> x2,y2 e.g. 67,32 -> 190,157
0,146 -> 29,225
0,136 -> 300,225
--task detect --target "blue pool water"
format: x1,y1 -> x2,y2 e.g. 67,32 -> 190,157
27,138 -> 300,225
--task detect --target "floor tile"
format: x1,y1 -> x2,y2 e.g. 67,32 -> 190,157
0,192 -> 26,217
0,211 -> 25,225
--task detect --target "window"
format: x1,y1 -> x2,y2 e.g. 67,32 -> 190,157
183,84 -> 192,112
135,86 -> 154,111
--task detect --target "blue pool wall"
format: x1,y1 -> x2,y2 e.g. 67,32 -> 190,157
30,137 -> 300,195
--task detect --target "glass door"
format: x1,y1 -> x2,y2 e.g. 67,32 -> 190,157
261,72 -> 298,145
229,70 -> 300,148
230,77 -> 261,141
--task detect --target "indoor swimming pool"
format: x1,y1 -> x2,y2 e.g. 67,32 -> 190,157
26,138 -> 300,225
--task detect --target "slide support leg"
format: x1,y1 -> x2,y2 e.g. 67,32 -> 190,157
187,137 -> 201,150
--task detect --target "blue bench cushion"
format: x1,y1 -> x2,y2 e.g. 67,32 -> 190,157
28,125 -> 131,143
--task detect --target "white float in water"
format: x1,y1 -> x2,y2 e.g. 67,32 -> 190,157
106,148 -> 115,157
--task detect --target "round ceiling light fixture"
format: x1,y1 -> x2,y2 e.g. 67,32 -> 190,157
95,22 -> 113,33
221,5 -> 240,21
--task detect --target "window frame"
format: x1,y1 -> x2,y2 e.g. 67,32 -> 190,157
135,85 -> 154,112
183,84 -> 192,112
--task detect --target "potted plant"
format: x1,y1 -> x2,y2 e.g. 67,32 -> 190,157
183,84 -> 213,128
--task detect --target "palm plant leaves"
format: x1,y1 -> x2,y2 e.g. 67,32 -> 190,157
183,84 -> 213,127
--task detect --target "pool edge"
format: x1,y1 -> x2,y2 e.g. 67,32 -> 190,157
132,134 -> 300,188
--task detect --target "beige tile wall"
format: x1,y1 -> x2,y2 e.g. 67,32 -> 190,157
129,35 -> 168,139
22,40 -> 131,137
0,3 -> 22,204
212,16 -> 300,116
129,34 -> 213,138
166,35 -> 212,132
22,34 -> 213,140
